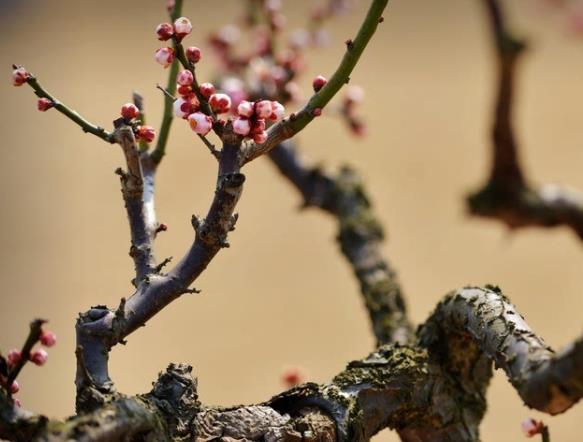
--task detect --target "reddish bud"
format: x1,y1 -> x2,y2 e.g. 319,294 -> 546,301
6,350 -> 21,368
37,98 -> 54,112
188,112 -> 213,135
312,107 -> 322,117
253,131 -> 267,144
10,380 -> 19,394
209,93 -> 231,114
250,118 -> 266,135
156,223 -> 168,233
237,100 -> 255,118
521,419 -> 545,438
136,125 -> 156,143
177,84 -> 192,96
269,101 -> 285,122
173,97 -> 196,118
255,100 -> 273,119
233,117 -> 251,136
174,17 -> 193,39
11,67 -> 29,87
199,82 -> 215,98
40,330 -> 57,347
312,75 -> 328,92
155,47 -> 175,68
282,367 -> 304,388
120,103 -> 139,120
155,23 -> 174,41
176,70 -> 194,86
30,349 -> 48,366
186,46 -> 202,64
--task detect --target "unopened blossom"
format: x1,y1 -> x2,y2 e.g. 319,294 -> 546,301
6,350 -> 21,368
177,84 -> 192,96
176,70 -> 194,86
251,118 -> 266,135
312,107 -> 322,117
37,98 -> 54,112
233,117 -> 251,136
11,67 -> 29,86
269,101 -> 285,121
156,22 -> 174,41
40,330 -> 57,347
188,112 -> 213,135
186,46 -> 202,63
282,367 -> 304,388
173,97 -> 196,118
120,103 -> 139,120
155,47 -> 175,67
237,100 -> 254,118
521,419 -> 545,438
255,100 -> 273,119
174,17 -> 193,39
253,131 -> 268,144
312,75 -> 328,92
30,349 -> 48,366
199,82 -> 215,98
10,380 -> 19,394
209,93 -> 231,114
136,126 -> 156,143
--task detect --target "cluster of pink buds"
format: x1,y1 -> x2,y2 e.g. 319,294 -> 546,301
155,17 -> 198,68
232,100 -> 284,143
37,97 -> 54,112
171,70 -> 213,136
118,103 -> 156,143
11,66 -> 30,87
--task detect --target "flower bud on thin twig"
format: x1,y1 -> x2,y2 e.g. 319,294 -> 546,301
155,47 -> 175,68
188,112 -> 213,135
120,103 -> 139,120
312,75 -> 328,92
199,82 -> 215,98
6,350 -> 21,368
136,126 -> 156,143
233,117 -> 251,136
174,17 -> 193,40
156,23 -> 174,41
209,93 -> 231,114
40,330 -> 57,347
30,349 -> 48,366
186,46 -> 202,64
37,98 -> 54,112
177,70 -> 194,86
11,67 -> 29,87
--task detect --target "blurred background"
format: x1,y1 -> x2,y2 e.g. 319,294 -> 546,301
1,0 -> 583,440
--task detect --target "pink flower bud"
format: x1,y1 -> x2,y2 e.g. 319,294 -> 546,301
312,75 -> 328,92
188,112 -> 213,135
176,70 -> 194,86
10,380 -> 19,394
156,23 -> 174,41
174,17 -> 193,39
30,349 -> 48,366
11,67 -> 29,87
233,117 -> 251,136
186,46 -> 202,64
251,118 -> 266,135
177,84 -> 192,96
312,107 -> 322,117
6,350 -> 21,368
237,100 -> 255,118
209,93 -> 231,114
173,97 -> 194,118
199,82 -> 215,98
282,367 -> 304,388
120,103 -> 139,120
155,47 -> 175,68
253,131 -> 268,144
255,100 -> 273,119
521,418 -> 545,438
269,101 -> 285,122
37,98 -> 54,112
136,126 -> 156,143
40,330 -> 57,347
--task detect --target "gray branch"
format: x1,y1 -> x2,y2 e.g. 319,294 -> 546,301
268,141 -> 413,345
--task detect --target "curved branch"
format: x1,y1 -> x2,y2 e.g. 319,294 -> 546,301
268,141 -> 413,345
419,286 -> 583,415
468,0 -> 583,240
241,0 -> 388,165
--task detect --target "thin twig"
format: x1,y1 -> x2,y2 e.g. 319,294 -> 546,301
16,66 -> 114,143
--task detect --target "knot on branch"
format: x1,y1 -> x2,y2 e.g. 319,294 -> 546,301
218,172 -> 246,194
148,363 -> 200,439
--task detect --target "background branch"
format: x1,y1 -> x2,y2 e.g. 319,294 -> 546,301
269,141 -> 413,345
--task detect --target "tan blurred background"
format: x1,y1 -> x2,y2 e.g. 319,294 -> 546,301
1,0 -> 582,440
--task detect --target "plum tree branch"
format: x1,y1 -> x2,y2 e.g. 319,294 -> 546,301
467,0 -> 583,240
241,0 -> 388,165
268,141 -> 413,345
14,67 -> 114,143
